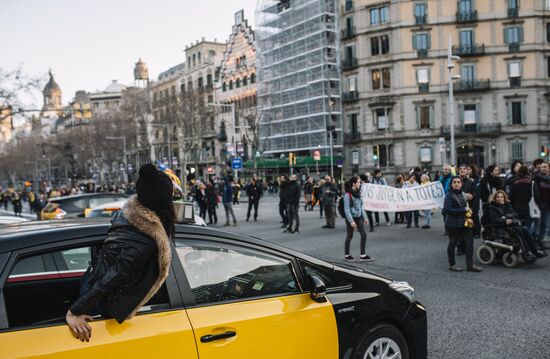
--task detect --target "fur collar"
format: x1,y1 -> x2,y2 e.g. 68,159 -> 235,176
122,195 -> 172,320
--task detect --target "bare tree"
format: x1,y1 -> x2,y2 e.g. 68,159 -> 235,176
0,65 -> 44,120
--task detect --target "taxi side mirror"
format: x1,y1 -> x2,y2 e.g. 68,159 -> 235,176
308,274 -> 327,303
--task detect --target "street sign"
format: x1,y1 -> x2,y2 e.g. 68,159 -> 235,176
337,159 -> 344,168
313,150 -> 321,161
231,157 -> 242,170
352,151 -> 359,165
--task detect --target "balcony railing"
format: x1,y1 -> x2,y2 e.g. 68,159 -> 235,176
510,77 -> 522,87
452,44 -> 485,56
508,42 -> 520,52
344,133 -> 362,144
440,123 -> 502,138
417,49 -> 428,58
453,79 -> 491,92
342,57 -> 358,70
415,14 -> 427,25
342,91 -> 359,103
507,8 -> 519,18
341,26 -> 357,40
201,128 -> 216,139
456,10 -> 478,23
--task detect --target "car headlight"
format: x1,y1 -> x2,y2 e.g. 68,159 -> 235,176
389,281 -> 416,302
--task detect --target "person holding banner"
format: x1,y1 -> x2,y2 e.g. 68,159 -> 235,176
343,177 -> 372,262
420,174 -> 432,229
371,169 -> 391,226
443,176 -> 482,272
403,174 -> 420,228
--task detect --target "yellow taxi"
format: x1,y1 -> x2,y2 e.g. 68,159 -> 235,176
40,194 -> 129,220
0,220 -> 427,358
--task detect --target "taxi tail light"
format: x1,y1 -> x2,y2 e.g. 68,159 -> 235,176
103,207 -> 122,212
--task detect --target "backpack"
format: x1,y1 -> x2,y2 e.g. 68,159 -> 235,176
337,193 -> 352,218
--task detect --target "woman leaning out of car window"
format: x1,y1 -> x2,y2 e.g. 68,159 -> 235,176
65,164 -> 175,342
443,176 -> 482,273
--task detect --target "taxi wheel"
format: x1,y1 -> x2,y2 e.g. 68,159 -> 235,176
353,324 -> 409,359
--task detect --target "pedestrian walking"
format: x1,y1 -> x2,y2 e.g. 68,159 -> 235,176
420,174 -> 432,229
232,180 -> 241,205
403,175 -> 419,228
279,175 -> 289,227
371,169 -> 391,226
246,176 -> 262,222
284,174 -> 301,233
394,174 -> 406,224
343,177 -> 372,262
443,176 -> 482,272
195,182 -> 207,220
320,176 -> 338,228
222,175 -> 237,226
533,161 -> 550,243
12,192 -> 22,217
206,182 -> 218,225
303,176 -> 314,211
66,164 -> 175,341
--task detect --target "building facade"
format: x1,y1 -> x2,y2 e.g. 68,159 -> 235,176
216,10 -> 257,170
256,0 -> 344,165
340,0 -> 550,176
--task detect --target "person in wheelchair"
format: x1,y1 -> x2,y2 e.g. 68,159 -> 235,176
488,190 -> 547,261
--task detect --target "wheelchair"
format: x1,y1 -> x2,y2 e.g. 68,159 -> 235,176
476,212 -> 542,268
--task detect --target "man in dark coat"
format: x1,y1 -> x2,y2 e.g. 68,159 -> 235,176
320,176 -> 338,228
284,174 -> 301,233
246,176 -> 262,222
534,161 -> 550,243
459,164 -> 480,238
278,175 -> 289,227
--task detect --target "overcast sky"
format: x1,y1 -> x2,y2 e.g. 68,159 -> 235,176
1,0 -> 257,107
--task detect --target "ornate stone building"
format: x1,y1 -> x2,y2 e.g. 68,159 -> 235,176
215,10 -> 257,170
340,0 -> 550,176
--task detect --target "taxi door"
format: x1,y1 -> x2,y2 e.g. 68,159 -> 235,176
174,239 -> 339,359
0,243 -> 198,359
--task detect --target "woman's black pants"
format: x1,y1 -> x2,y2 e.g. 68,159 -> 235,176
345,217 -> 367,255
446,226 -> 473,266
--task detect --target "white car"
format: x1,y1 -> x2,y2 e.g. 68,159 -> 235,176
0,216 -> 30,225
87,200 -> 207,226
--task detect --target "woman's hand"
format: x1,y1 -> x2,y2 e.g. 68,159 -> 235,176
66,310 -> 94,342
506,219 -> 513,225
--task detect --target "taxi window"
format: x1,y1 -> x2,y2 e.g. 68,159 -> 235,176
175,240 -> 299,306
88,196 -> 117,209
298,260 -> 349,290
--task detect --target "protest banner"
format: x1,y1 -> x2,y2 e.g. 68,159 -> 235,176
361,182 -> 445,212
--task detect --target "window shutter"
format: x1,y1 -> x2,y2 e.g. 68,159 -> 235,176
429,106 -> 435,129
518,27 -> 524,42
412,35 -> 418,50
415,107 -> 420,129
504,28 -> 509,43
507,102 -> 512,125
427,34 -> 432,49
521,101 -> 526,124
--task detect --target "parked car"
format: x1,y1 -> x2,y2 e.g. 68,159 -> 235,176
0,216 -> 29,225
86,200 -> 207,226
0,221 -> 426,358
40,193 -> 129,220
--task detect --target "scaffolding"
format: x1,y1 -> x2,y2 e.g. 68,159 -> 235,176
256,0 -> 343,157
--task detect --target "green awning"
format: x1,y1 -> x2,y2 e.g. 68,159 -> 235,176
244,156 -> 337,169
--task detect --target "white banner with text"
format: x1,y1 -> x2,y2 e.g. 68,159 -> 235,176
361,182 -> 445,212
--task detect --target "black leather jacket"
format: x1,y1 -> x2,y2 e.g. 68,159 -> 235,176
70,211 -> 162,323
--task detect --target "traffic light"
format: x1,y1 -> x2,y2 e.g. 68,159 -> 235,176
372,145 -> 379,161
541,146 -> 549,158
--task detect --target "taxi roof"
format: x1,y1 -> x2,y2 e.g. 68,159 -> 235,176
0,220 -> 312,263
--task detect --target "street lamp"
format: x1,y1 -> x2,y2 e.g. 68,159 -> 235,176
106,136 -> 128,184
151,123 -> 172,168
447,35 -> 461,167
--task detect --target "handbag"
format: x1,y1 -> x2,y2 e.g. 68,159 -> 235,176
529,181 -> 541,219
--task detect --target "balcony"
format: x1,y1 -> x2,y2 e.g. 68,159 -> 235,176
417,49 -> 428,58
509,77 -> 521,87
341,26 -> 357,40
452,44 -> 485,56
344,132 -> 362,144
508,42 -> 520,52
456,10 -> 478,23
507,8 -> 519,18
453,79 -> 491,92
342,57 -> 358,70
440,123 -> 502,138
342,91 -> 359,103
418,83 -> 430,93
415,15 -> 427,25
201,128 -> 216,139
